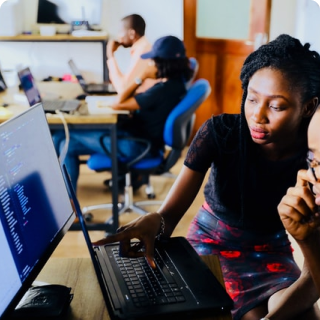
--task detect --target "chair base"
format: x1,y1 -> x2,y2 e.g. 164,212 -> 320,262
81,174 -> 163,226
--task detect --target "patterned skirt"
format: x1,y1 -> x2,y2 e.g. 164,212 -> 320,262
186,202 -> 301,320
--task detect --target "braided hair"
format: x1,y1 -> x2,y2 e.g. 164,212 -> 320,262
238,34 -> 320,225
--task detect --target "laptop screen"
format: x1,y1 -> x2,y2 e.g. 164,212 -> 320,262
68,59 -> 87,90
17,68 -> 42,106
0,104 -> 75,319
0,70 -> 7,93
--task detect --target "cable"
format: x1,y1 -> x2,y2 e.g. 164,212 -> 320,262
55,110 -> 70,164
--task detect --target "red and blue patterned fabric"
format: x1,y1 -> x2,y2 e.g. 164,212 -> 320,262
187,202 -> 300,320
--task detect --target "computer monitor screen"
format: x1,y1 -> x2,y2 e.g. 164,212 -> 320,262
0,104 -> 75,319
37,0 -> 102,26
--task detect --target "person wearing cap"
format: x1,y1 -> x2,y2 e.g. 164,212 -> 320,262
107,14 -> 155,94
54,35 -> 194,193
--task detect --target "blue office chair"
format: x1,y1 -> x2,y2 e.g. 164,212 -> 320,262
82,79 -> 211,223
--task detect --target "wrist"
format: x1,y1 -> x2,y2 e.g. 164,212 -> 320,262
134,77 -> 143,86
296,230 -> 320,246
155,213 -> 165,241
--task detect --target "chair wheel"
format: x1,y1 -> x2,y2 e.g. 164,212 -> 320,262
84,213 -> 93,222
147,193 -> 156,199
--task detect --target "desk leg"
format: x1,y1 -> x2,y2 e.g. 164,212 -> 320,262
110,124 -> 119,232
103,40 -> 109,82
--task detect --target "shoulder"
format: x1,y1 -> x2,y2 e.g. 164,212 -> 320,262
144,78 -> 185,94
134,36 -> 152,54
202,113 -> 240,136
193,113 -> 241,154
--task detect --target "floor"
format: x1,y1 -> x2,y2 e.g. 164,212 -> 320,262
51,148 -> 305,271
52,148 -> 207,258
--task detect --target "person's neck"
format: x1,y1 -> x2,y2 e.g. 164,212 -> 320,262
132,35 -> 143,45
258,136 -> 306,161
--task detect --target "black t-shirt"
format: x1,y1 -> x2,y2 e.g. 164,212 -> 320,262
184,114 -> 308,234
126,78 -> 186,152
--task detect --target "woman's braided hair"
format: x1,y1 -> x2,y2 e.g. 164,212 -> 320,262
238,34 -> 320,225
240,34 -> 320,112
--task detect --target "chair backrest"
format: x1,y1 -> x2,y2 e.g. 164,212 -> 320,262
185,57 -> 199,89
164,78 -> 211,149
160,78 -> 211,172
87,78 -> 211,174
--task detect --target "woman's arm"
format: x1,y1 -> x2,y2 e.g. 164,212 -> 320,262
266,263 -> 319,319
158,165 -> 206,237
93,165 -> 206,267
113,62 -> 157,105
263,169 -> 320,319
277,170 -> 320,293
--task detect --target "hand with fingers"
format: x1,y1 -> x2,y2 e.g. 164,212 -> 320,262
92,212 -> 164,268
277,169 -> 320,242
107,40 -> 122,59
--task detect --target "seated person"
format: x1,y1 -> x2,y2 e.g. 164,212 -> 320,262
107,13 -> 156,94
277,106 -> 320,305
53,35 -> 193,192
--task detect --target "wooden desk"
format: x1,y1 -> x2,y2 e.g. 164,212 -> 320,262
0,83 -> 120,233
0,34 -> 109,81
36,256 -> 232,320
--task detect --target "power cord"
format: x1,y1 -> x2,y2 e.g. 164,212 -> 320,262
55,110 -> 70,164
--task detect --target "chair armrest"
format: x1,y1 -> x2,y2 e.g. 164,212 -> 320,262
99,133 -> 152,168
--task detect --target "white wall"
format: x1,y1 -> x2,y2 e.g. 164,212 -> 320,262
2,0 -> 320,86
0,0 -> 183,85
269,0 -> 297,41
270,0 -> 320,53
294,0 -> 320,53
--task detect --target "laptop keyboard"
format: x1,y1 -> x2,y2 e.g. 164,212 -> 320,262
112,248 -> 186,307
43,100 -> 79,111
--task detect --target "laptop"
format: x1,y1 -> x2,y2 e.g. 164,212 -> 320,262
17,67 -> 80,113
0,103 -> 75,320
0,70 -> 7,92
68,59 -> 117,94
63,170 -> 234,319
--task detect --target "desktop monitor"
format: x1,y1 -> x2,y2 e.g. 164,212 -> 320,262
0,70 -> 7,92
0,104 -> 75,319
36,0 -> 102,27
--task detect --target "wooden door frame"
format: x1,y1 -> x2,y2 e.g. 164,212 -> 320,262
183,0 -> 272,137
183,0 -> 272,56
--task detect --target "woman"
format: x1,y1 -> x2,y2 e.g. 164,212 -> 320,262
94,34 -> 320,319
53,35 -> 193,192
275,106 -> 320,319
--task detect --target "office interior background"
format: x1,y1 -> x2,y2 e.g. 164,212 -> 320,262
0,0 -> 320,286
0,0 -> 320,84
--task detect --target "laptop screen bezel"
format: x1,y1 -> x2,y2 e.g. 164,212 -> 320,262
0,70 -> 7,92
68,59 -> 88,91
17,67 -> 43,106
0,104 -> 76,320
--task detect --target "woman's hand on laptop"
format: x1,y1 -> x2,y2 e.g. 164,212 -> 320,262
92,212 -> 163,268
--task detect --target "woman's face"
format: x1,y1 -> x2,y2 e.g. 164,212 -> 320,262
307,110 -> 320,204
245,68 -> 308,157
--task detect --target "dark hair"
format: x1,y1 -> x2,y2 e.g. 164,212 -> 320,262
122,14 -> 146,37
238,34 -> 320,225
240,34 -> 320,146
154,57 -> 194,81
